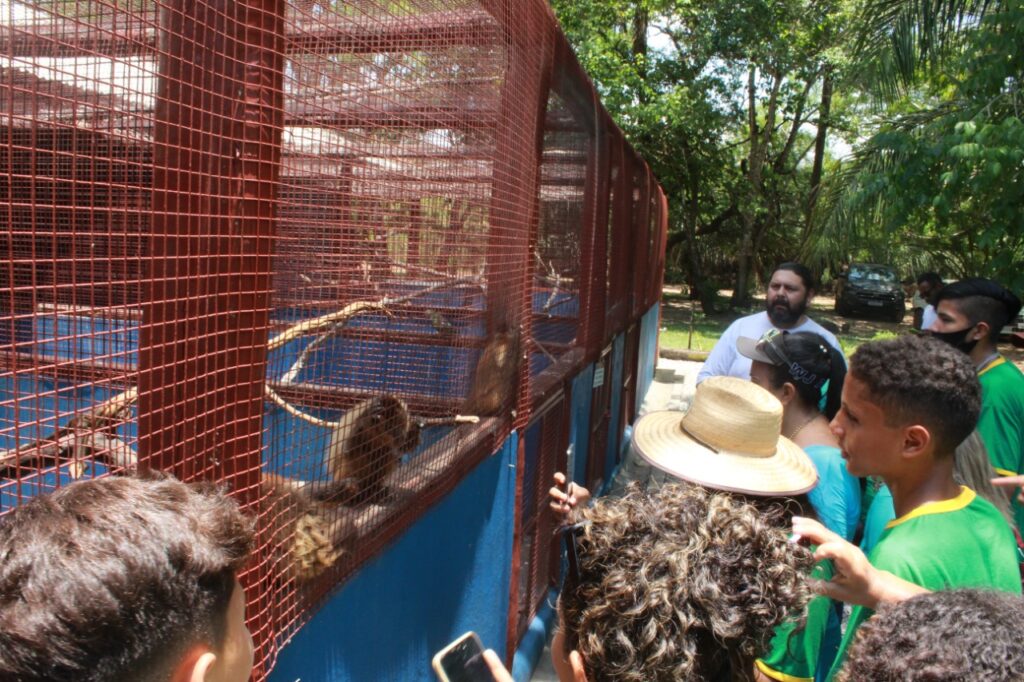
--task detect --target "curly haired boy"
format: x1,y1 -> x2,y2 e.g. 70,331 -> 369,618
552,483 -> 815,682
837,589 -> 1024,681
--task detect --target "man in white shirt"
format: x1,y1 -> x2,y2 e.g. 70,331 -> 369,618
915,272 -> 943,331
697,262 -> 844,383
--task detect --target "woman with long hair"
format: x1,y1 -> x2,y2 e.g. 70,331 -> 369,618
737,329 -> 859,541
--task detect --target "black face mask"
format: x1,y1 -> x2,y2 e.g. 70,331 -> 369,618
931,325 -> 979,355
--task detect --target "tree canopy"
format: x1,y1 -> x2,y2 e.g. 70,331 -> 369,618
550,0 -> 1024,306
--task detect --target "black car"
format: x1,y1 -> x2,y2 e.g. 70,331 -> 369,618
835,263 -> 906,322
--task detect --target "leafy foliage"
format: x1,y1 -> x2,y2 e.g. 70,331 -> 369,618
818,0 -> 1024,291
551,0 -> 1024,303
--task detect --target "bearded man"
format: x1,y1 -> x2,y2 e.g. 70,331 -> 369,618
697,262 -> 845,384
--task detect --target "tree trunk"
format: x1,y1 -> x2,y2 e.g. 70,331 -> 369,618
681,147 -> 716,314
631,4 -> 649,103
803,68 -> 833,242
732,230 -> 754,307
732,67 -> 781,308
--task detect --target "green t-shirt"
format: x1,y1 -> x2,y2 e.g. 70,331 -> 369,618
977,357 -> 1024,530
827,487 -> 1021,680
859,482 -> 894,556
756,561 -> 840,682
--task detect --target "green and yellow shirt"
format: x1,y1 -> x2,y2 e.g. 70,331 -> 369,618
977,357 -> 1024,530
756,561 -> 840,682
827,487 -> 1021,680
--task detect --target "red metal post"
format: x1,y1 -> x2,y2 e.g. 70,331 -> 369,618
140,0 -> 284,675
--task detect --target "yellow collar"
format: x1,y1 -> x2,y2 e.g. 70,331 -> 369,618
885,486 -> 976,529
979,356 -> 1006,377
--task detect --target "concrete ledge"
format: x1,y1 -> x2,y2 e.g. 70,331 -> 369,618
659,348 -> 710,362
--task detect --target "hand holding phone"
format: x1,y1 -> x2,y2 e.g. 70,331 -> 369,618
432,631 -> 499,682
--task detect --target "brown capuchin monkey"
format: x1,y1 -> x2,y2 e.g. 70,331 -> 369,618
321,394 -> 421,505
461,329 -> 520,417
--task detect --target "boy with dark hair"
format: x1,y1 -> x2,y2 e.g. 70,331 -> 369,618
0,474 -> 255,682
836,589 -> 1024,682
826,334 -> 1021,679
930,277 -> 1024,529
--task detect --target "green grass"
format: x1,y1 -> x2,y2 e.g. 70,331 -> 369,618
659,298 -> 902,356
836,329 -> 899,356
659,324 -> 722,352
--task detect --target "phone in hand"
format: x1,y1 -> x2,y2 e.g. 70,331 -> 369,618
431,631 -> 496,682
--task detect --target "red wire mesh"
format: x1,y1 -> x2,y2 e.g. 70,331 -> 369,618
606,135 -> 632,340
630,163 -> 651,321
0,0 -> 664,678
580,110 -> 609,360
510,391 -> 568,646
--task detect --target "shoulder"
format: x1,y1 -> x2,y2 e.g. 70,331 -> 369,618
802,445 -> 844,475
981,361 -> 1024,397
729,311 -> 768,334
715,312 -> 764,344
965,494 -> 1017,532
799,318 -> 843,350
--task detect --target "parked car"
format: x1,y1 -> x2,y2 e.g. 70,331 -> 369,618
835,263 -> 906,322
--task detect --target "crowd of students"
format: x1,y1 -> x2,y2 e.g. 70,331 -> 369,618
0,262 -> 1021,681
543,264 -> 1024,681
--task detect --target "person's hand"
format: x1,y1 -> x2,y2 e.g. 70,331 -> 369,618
791,516 -> 927,609
992,474 -> 1024,505
482,649 -> 514,682
549,472 -> 590,520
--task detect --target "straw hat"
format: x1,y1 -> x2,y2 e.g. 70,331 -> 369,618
632,376 -> 818,496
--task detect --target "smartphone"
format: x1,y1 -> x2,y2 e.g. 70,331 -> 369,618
431,631 -> 496,682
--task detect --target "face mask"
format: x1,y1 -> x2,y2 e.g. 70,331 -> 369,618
931,325 -> 979,355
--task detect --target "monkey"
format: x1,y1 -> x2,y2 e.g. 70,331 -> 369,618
320,395 -> 421,506
260,472 -> 357,583
461,329 -> 521,417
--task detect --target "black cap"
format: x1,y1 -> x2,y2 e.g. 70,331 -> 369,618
937,278 -> 1022,321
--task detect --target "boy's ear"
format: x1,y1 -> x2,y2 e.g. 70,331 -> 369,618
901,424 -> 932,460
972,320 -> 991,342
168,646 -> 216,682
568,650 -> 589,682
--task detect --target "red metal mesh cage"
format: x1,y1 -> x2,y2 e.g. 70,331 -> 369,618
0,0 -> 664,678
0,3 -> 156,507
621,321 -> 640,427
605,135 -> 632,340
580,109 -> 608,360
509,389 -> 568,650
261,0 -> 517,651
649,185 -> 668,309
530,80 -> 590,391
630,164 -> 652,320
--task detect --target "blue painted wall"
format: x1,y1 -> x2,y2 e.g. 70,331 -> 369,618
568,365 -> 594,486
635,304 -> 660,417
604,333 -> 625,477
267,433 -> 518,682
264,304 -> 663,682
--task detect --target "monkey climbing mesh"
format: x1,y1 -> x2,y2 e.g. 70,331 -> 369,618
0,0 -> 666,677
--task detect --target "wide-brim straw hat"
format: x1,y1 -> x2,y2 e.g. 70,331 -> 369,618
632,376 -> 818,496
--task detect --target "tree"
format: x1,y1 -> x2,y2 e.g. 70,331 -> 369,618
813,0 -> 1024,291
550,0 -> 847,310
